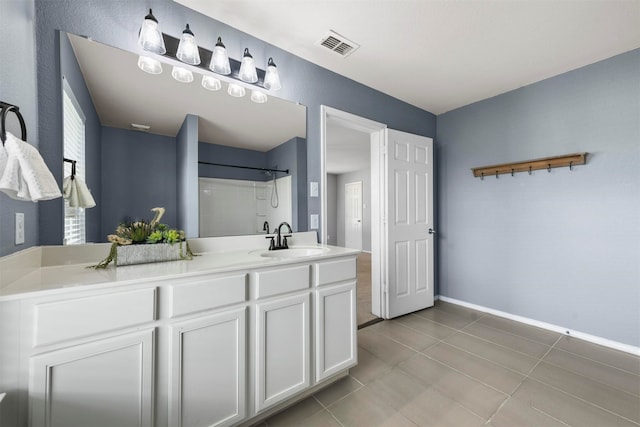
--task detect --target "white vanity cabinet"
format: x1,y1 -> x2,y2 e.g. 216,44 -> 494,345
0,241 -> 358,427
314,258 -> 358,381
30,329 -> 155,427
167,274 -> 248,427
253,265 -> 311,413
27,287 -> 158,427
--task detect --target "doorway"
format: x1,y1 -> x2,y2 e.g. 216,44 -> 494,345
321,106 -> 386,326
321,106 -> 435,324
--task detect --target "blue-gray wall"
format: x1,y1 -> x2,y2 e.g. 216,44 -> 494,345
436,49 -> 640,347
59,31 -> 102,242
100,127 -> 177,236
266,137 -> 307,231
199,142 -> 270,182
32,0 -> 436,247
0,0 -> 38,257
176,114 -> 199,238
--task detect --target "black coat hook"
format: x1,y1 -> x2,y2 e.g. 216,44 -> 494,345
481,172 -> 484,180
511,168 -> 514,177
569,161 -> 573,171
528,166 -> 532,175
547,164 -> 551,172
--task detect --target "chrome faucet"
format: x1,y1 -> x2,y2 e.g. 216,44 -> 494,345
266,221 -> 293,250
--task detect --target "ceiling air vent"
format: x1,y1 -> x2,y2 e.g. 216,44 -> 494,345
316,30 -> 359,57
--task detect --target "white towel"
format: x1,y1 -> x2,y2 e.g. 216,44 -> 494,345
0,132 -> 62,201
63,175 -> 96,208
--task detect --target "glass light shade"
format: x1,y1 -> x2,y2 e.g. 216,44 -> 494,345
176,24 -> 201,65
209,37 -> 231,75
138,9 -> 166,55
227,83 -> 246,98
250,90 -> 268,104
264,57 -> 282,91
137,56 -> 163,75
171,66 -> 193,83
201,75 -> 222,91
239,48 -> 258,83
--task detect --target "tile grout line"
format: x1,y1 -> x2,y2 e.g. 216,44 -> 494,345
484,334 -> 565,425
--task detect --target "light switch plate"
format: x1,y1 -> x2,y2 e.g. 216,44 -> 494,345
310,214 -> 319,230
310,182 -> 319,197
15,212 -> 25,245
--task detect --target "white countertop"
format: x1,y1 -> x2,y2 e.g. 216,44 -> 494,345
0,233 -> 360,301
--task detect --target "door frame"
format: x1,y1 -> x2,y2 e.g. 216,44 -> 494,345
320,105 -> 387,318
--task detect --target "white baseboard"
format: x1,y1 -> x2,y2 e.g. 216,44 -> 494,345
437,295 -> 640,357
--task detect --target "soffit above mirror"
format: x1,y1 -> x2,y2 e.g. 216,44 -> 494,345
67,33 -> 306,152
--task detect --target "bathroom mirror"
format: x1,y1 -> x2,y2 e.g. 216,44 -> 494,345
61,32 -> 307,239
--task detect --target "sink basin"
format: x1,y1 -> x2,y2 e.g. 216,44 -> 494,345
252,246 -> 330,259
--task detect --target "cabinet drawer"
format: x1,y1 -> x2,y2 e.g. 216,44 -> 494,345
170,274 -> 247,317
316,258 -> 356,286
34,288 -> 156,347
255,265 -> 310,299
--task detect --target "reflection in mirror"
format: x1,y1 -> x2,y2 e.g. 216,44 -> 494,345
61,32 -> 307,240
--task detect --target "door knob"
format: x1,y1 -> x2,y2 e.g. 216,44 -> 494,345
428,228 -> 436,234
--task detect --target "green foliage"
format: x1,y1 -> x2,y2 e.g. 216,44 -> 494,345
91,208 -> 195,269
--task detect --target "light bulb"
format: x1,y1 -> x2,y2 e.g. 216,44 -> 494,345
137,56 -> 163,75
239,48 -> 258,83
171,66 -> 193,83
138,9 -> 166,55
202,75 -> 222,91
176,24 -> 201,65
250,90 -> 268,104
227,83 -> 246,98
209,37 -> 231,75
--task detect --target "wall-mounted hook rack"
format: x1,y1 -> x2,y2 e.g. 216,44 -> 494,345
471,152 -> 587,179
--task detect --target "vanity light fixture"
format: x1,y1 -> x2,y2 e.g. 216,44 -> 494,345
176,24 -> 201,65
227,83 -> 246,98
250,90 -> 268,104
171,66 -> 194,83
137,55 -> 163,75
209,37 -> 231,75
201,75 -> 222,91
263,58 -> 281,91
239,48 -> 258,83
136,9 -> 282,101
138,9 -> 166,55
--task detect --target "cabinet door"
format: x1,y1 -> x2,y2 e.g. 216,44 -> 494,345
255,293 -> 310,412
315,282 -> 357,381
169,308 -> 246,427
29,329 -> 154,427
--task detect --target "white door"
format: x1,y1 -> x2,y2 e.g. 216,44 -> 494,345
385,129 -> 434,318
344,181 -> 363,250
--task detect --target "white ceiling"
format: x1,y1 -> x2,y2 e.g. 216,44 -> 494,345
175,0 -> 640,115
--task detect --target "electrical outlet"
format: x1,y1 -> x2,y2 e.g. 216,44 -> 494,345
310,214 -> 319,230
15,213 -> 25,245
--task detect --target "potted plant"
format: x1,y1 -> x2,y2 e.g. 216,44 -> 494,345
93,207 -> 194,268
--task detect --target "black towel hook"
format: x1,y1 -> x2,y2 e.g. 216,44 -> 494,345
63,157 -> 77,180
0,101 -> 27,146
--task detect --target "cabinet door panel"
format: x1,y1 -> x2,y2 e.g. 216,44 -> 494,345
29,329 -> 154,427
255,294 -> 310,412
315,282 -> 357,381
169,308 -> 246,427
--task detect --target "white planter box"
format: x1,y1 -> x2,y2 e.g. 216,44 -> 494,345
117,243 -> 187,266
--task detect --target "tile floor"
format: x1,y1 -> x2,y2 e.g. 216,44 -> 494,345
356,252 -> 378,327
259,301 -> 640,427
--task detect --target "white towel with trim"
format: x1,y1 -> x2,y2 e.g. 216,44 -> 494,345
63,175 -> 96,208
0,131 -> 62,201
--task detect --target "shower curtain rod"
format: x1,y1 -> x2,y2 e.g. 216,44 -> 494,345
198,161 -> 289,175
